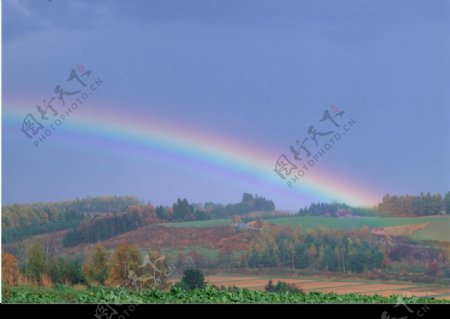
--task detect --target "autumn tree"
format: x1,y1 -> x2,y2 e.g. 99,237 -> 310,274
105,243 -> 141,287
378,192 -> 446,216
231,215 -> 241,225
140,249 -> 172,289
2,252 -> 20,286
83,244 -> 108,285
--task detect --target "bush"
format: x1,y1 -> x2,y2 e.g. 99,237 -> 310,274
265,280 -> 304,294
175,268 -> 206,290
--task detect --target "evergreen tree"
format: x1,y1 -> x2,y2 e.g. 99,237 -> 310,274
176,268 -> 206,290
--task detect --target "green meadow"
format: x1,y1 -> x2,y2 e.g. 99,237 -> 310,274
268,215 -> 446,230
162,215 -> 446,230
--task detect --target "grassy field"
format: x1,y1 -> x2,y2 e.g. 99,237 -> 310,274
161,219 -> 230,228
267,215 -> 448,230
161,215 -> 448,231
412,219 -> 450,242
3,285 -> 448,303
160,245 -> 220,260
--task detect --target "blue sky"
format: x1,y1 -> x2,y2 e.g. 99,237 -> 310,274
2,0 -> 450,210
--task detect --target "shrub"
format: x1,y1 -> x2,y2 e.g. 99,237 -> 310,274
175,268 -> 206,290
265,280 -> 304,294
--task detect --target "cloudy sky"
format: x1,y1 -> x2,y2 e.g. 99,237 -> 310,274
2,0 -> 449,210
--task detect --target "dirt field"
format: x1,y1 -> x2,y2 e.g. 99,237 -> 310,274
205,275 -> 450,300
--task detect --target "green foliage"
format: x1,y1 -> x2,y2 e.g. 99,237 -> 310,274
268,215 -> 445,230
162,219 -> 230,228
3,212 -> 83,244
48,259 -> 86,285
67,196 -> 142,213
173,198 -> 196,221
3,196 -> 140,229
63,211 -> 145,247
298,202 -> 379,217
155,205 -> 168,220
248,227 -> 384,273
2,195 -> 141,244
24,243 -> 85,285
205,193 -> 275,219
445,192 -> 450,214
25,243 -> 47,284
2,285 -> 448,304
165,213 -> 448,233
175,268 -> 206,290
82,244 -> 108,285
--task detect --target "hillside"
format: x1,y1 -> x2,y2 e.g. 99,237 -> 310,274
3,195 -> 450,303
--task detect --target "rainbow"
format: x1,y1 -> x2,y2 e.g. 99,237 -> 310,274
2,98 -> 381,207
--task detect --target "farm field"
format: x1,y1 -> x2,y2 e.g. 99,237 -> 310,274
204,275 -> 450,300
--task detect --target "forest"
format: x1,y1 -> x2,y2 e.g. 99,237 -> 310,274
2,196 -> 141,244
377,192 -> 450,216
62,211 -> 146,247
247,226 -> 384,272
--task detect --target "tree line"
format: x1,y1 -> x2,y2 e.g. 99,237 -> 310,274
2,195 -> 141,230
2,196 -> 142,244
247,226 -> 385,273
2,210 -> 84,244
2,242 -> 172,290
62,211 -> 147,248
3,215 -> 83,244
378,192 -> 450,216
153,193 -> 275,222
297,202 -> 378,217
